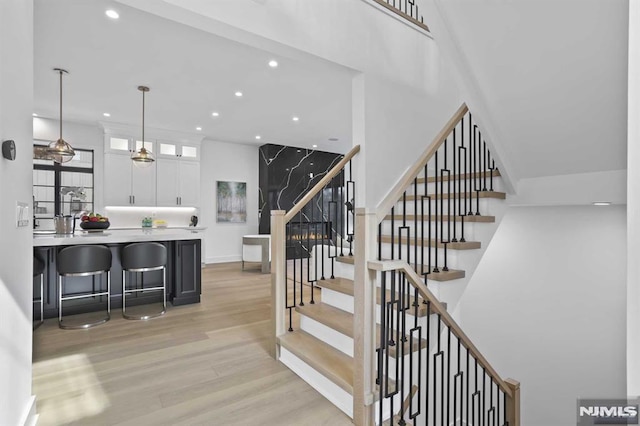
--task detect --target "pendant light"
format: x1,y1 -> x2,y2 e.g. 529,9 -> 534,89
131,85 -> 154,166
47,68 -> 75,163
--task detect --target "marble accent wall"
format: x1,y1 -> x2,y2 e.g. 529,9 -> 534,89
258,144 -> 345,236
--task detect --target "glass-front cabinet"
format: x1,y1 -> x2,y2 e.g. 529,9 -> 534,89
33,143 -> 94,230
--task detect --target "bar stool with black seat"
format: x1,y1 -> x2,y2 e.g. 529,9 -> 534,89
33,254 -> 45,329
121,242 -> 167,320
57,245 -> 112,329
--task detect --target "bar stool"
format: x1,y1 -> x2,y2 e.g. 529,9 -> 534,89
33,254 -> 45,329
57,245 -> 112,329
121,242 -> 167,320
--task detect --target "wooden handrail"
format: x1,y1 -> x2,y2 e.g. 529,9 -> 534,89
370,0 -> 430,33
368,259 -> 514,398
284,144 -> 361,223
375,103 -> 468,222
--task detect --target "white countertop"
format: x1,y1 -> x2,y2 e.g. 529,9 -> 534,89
33,228 -> 205,247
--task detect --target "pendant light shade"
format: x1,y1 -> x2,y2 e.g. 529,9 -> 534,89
47,68 -> 75,163
131,85 -> 154,166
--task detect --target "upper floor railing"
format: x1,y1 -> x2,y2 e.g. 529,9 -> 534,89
370,0 -> 430,32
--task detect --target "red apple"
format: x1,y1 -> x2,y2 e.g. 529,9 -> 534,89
89,217 -> 99,222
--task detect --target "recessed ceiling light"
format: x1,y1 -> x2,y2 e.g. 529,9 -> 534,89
212,112 -> 219,117
105,10 -> 119,19
292,116 -> 300,122
255,135 -> 261,140
593,202 -> 611,206
196,127 -> 202,131
235,91 -> 243,97
268,60 -> 278,68
329,137 -> 339,141
312,144 -> 318,148
103,112 -> 111,117
32,113 -> 38,117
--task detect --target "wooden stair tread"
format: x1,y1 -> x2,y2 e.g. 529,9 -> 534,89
384,214 -> 495,223
416,170 -> 501,184
278,330 -> 353,394
379,235 -> 481,250
337,255 -> 354,265
402,191 -> 506,202
296,303 -> 352,337
416,266 -> 465,281
296,303 -> 427,356
315,278 -> 441,317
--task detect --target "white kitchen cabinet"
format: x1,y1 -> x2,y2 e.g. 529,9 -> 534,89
156,158 -> 200,206
157,141 -> 199,161
104,153 -> 157,206
179,161 -> 200,206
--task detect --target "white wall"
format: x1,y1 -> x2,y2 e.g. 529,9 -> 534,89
33,118 -> 104,210
0,0 -> 36,424
627,0 -> 640,398
456,205 -> 627,425
200,139 -> 258,263
509,169 -> 627,207
361,72 -> 463,207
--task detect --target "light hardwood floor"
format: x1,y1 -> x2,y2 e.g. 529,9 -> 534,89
32,262 -> 352,426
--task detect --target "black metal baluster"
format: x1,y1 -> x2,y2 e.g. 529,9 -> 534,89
475,127 -> 481,216
433,151 -> 439,273
470,124 -> 475,216
445,327 -> 451,426
379,271 -> 387,424
320,189 -> 325,280
483,368 -> 487,426
468,114 -> 473,216
399,272 -> 406,425
425,301 -> 431,422
483,141 -> 488,191
378,223 -> 383,261
391,205 -> 395,260
348,160 -> 354,256
490,377 -> 494,426
414,178 -> 418,271
451,128 -> 457,242
310,192 -> 316,304
466,345 -> 470,426
339,169 -> 345,257
298,212 -> 304,306
459,146 -> 467,243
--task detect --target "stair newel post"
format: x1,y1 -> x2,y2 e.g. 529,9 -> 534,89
505,378 -> 521,426
270,210 -> 287,358
353,208 -> 377,426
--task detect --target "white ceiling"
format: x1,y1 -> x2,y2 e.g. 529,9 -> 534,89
435,0 -> 629,179
34,0 -> 354,152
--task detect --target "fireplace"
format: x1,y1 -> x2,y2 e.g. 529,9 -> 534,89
286,221 -> 333,259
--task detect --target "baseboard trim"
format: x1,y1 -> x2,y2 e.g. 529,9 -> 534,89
205,255 -> 242,264
20,395 -> 38,426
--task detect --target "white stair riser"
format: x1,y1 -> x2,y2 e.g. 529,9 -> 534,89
321,287 -> 355,314
404,178 -> 505,195
279,344 -> 400,424
382,218 -> 484,241
309,247 -> 355,282
279,348 -> 354,418
393,198 -> 495,216
299,315 -> 354,357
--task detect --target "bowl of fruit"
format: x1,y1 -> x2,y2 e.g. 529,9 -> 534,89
80,213 -> 110,231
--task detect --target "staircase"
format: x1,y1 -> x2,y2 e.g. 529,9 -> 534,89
270,104 -> 520,425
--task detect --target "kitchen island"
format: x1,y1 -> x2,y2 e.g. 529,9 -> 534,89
34,228 -> 204,320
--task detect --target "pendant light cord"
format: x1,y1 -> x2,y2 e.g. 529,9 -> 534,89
59,69 -> 63,141
142,88 -> 145,145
